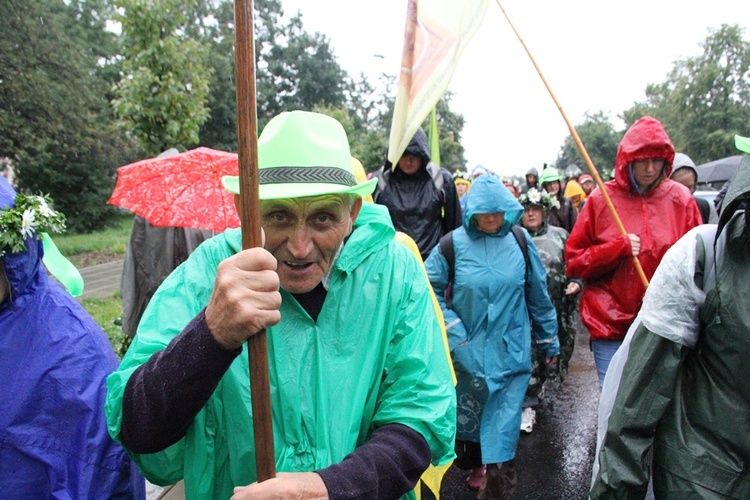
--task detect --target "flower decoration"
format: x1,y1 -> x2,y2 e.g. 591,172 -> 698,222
0,193 -> 66,255
518,187 -> 560,211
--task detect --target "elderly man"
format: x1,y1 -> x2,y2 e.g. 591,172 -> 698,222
105,111 -> 456,499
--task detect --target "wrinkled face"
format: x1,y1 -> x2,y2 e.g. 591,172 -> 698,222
397,155 -> 421,175
581,180 -> 594,195
632,158 -> 666,192
474,212 -> 505,234
671,167 -> 697,194
522,205 -> 544,231
543,180 -> 560,195
261,195 -> 362,294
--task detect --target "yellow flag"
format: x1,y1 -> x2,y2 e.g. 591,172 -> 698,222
388,0 -> 489,166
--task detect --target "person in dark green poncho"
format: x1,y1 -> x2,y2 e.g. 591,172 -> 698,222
591,134 -> 750,499
105,111 -> 456,500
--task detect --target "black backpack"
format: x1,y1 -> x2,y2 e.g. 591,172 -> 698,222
438,225 -> 531,308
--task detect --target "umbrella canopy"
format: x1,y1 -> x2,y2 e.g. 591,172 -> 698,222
695,155 -> 743,184
109,147 -> 241,233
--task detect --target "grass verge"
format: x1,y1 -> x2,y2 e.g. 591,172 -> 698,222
81,293 -> 132,359
55,213 -> 134,267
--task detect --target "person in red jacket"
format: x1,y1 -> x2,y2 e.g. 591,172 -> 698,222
565,116 -> 702,388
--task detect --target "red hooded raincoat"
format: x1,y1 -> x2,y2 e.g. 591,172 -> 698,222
565,116 -> 702,342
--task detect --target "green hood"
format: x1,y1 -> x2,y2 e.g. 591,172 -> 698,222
718,137 -> 750,236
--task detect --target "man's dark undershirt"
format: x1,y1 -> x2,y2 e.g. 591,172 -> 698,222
291,282 -> 327,321
120,304 -> 431,499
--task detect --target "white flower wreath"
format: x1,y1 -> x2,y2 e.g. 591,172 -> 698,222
518,187 -> 560,210
0,194 -> 66,255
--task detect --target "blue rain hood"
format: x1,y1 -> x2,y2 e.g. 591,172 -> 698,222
0,177 -> 145,497
462,175 -> 524,239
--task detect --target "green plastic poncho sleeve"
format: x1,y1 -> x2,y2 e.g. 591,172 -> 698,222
105,235 -> 225,489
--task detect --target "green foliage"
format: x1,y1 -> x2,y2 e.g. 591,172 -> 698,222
0,0 -> 139,232
430,93 -> 468,172
81,293 -> 132,359
556,112 -> 621,180
194,0 -> 351,150
113,0 -> 212,156
622,25 -> 750,164
2,0 -> 469,226
194,0 -> 238,151
53,212 -> 133,257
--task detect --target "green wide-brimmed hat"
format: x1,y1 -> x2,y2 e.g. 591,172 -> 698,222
222,111 -> 377,200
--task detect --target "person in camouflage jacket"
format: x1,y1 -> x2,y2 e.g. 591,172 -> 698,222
519,188 -> 583,400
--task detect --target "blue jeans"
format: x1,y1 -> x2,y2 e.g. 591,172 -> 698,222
591,339 -> 623,389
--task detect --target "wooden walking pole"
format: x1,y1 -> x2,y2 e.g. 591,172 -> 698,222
233,0 -> 276,481
495,0 -> 649,289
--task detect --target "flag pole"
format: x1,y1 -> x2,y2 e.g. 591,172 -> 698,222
233,0 -> 276,481
494,0 -> 649,289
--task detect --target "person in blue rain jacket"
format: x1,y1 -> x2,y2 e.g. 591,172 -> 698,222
0,177 -> 144,498
425,175 -> 559,498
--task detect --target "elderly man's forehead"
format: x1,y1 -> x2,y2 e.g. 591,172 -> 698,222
261,194 -> 350,211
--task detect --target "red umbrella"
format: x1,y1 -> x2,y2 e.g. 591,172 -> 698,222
108,147 -> 241,233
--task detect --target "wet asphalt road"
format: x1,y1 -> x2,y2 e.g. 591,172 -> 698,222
432,325 -> 599,500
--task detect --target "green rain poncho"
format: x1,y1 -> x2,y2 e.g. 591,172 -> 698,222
105,203 -> 456,499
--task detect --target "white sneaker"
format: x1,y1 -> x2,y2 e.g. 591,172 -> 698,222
520,407 -> 536,434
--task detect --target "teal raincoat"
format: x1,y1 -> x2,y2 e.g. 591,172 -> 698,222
106,203 -> 456,499
425,175 -> 558,464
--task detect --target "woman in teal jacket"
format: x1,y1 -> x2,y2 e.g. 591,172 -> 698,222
425,174 -> 559,498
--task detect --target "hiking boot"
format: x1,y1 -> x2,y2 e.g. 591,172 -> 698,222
520,407 -> 536,434
478,461 -> 517,499
466,465 -> 486,490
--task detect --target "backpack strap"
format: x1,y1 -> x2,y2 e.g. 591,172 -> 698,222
511,225 -> 531,293
511,225 -> 530,271
694,224 -> 718,292
438,231 -> 455,283
441,226 -> 529,286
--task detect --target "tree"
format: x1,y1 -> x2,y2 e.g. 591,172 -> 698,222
0,0 -> 138,231
623,25 -> 750,164
189,0 -> 239,151
556,111 -> 621,180
258,10 -> 347,123
112,0 -> 212,157
115,0 -> 467,177
431,93 -> 467,172
193,0 -> 350,151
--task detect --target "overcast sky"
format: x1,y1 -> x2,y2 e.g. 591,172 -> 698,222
280,0 -> 749,177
